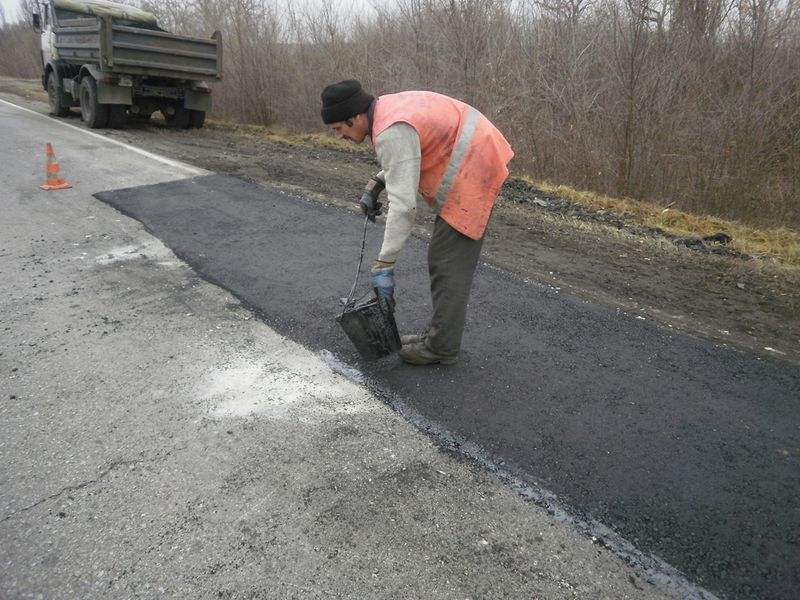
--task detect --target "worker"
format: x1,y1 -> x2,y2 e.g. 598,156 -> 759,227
321,80 -> 513,365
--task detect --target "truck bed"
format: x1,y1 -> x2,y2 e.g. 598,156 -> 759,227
54,17 -> 221,80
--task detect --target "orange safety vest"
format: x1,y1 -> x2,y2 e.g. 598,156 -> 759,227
371,91 -> 514,240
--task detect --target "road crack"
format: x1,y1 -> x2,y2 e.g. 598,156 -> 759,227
1,447 -> 187,523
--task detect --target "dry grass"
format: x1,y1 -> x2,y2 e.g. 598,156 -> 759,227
206,119 -> 371,154
533,179 -> 800,271
0,76 -> 46,102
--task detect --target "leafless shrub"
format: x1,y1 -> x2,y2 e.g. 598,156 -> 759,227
0,1 -> 41,78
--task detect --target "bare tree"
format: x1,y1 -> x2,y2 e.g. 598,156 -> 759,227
0,0 -> 41,78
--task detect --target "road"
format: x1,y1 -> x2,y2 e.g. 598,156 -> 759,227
0,98 -> 682,599
1,96 -> 798,599
96,175 -> 800,600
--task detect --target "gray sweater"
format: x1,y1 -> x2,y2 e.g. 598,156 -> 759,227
374,122 -> 422,264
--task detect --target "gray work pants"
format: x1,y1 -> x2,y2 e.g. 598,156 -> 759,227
424,216 -> 485,358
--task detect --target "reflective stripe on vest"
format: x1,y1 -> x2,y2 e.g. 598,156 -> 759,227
434,106 -> 480,215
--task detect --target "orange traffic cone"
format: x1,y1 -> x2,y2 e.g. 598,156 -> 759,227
39,143 -> 72,191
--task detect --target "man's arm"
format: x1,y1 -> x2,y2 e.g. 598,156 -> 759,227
374,123 -> 421,264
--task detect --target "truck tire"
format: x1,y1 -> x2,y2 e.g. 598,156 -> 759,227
79,76 -> 109,129
188,110 -> 206,129
164,106 -> 191,129
47,74 -> 72,117
107,105 -> 127,129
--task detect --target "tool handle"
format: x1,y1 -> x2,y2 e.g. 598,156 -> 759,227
342,214 -> 370,312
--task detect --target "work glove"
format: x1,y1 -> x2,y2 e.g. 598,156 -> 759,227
371,261 -> 395,304
360,175 -> 386,222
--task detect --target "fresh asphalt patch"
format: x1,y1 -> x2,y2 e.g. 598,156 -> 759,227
96,174 -> 800,600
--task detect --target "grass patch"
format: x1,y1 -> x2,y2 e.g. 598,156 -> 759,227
206,119 -> 371,154
0,77 -> 46,102
530,178 -> 800,270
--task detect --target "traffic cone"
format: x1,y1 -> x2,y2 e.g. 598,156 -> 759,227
39,143 -> 72,191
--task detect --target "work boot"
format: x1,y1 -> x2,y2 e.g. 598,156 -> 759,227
400,333 -> 426,346
399,341 -> 458,365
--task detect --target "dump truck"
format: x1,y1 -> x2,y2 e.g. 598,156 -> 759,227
32,0 -> 222,129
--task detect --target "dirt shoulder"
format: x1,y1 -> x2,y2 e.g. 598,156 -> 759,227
4,78 -> 798,366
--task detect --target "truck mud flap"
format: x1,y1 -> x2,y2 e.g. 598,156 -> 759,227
184,89 -> 211,112
97,80 -> 132,105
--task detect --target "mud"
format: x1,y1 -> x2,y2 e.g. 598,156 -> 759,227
2,77 -> 798,365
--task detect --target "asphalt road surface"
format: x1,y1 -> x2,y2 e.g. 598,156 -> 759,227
2,97 -> 683,600
96,174 -> 800,600
3,97 -> 800,598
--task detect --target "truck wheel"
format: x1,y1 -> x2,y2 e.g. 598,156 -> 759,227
188,110 -> 206,129
107,105 -> 127,129
47,74 -> 71,117
164,106 -> 191,129
79,77 -> 109,129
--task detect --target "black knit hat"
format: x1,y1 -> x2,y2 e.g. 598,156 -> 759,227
320,80 -> 374,124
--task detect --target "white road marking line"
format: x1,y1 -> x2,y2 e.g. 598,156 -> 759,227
0,97 -> 209,176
